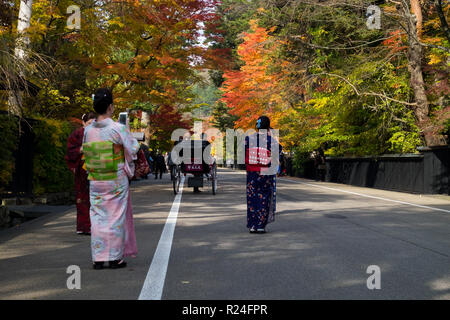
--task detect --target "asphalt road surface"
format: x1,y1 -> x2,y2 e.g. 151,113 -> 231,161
1,168 -> 450,300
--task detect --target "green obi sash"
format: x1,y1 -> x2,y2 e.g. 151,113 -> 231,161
82,141 -> 125,181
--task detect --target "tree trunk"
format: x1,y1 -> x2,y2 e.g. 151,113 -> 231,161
403,2 -> 441,146
410,0 -> 423,37
9,0 -> 33,115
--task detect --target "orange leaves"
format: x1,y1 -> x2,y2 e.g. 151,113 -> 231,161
158,55 -> 183,66
382,30 -> 408,53
220,20 -> 284,129
78,0 -> 222,115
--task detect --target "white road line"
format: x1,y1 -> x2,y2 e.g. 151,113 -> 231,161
279,178 -> 450,214
138,175 -> 185,300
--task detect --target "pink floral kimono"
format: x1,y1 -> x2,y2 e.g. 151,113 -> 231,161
83,118 -> 139,262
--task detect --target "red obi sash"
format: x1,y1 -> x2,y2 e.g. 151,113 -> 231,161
245,147 -> 271,172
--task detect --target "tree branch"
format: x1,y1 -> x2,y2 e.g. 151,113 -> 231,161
289,33 -> 406,51
419,41 -> 450,54
313,72 -> 417,106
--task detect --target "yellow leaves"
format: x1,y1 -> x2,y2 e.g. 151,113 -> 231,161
0,27 -> 9,36
424,17 -> 442,30
108,17 -> 125,28
32,0 -> 64,25
317,29 -> 327,36
26,24 -> 49,38
149,90 -> 166,98
428,52 -> 443,65
423,36 -> 445,44
425,36 -> 449,65
307,97 -> 329,111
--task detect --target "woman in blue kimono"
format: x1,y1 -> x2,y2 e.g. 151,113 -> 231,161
245,116 -> 282,234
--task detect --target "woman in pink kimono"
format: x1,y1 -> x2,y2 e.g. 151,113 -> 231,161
83,88 -> 139,270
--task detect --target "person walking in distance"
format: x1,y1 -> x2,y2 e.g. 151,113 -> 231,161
154,152 -> 166,179
314,147 -> 326,182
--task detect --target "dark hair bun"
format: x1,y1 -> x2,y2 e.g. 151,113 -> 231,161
93,88 -> 113,115
257,116 -> 270,130
82,112 -> 97,122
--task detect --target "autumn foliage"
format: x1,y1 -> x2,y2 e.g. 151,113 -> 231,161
220,21 -> 284,129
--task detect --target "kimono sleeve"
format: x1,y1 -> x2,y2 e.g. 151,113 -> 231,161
278,141 -> 283,158
267,134 -> 282,167
273,136 -> 283,164
118,125 -> 139,161
244,135 -> 250,164
66,127 -> 83,171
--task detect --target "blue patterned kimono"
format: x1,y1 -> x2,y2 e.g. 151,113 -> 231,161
245,132 -> 282,230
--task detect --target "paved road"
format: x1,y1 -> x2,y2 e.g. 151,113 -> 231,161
1,168 -> 450,299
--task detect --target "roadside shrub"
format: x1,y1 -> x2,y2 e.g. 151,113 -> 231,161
32,118 -> 74,194
0,114 -> 19,191
291,149 -> 313,177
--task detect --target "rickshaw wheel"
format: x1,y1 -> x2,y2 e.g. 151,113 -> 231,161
172,166 -> 181,195
211,164 -> 217,195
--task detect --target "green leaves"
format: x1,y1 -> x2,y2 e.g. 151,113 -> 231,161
32,117 -> 74,194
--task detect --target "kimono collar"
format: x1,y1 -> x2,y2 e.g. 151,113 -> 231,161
92,118 -> 113,128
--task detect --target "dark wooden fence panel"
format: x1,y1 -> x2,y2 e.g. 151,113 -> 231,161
422,146 -> 449,194
285,146 -> 449,195
326,156 -> 425,193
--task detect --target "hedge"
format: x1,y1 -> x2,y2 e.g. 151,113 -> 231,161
32,118 -> 74,195
0,114 -> 19,192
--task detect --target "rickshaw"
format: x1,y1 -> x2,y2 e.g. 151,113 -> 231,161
171,140 -> 217,195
